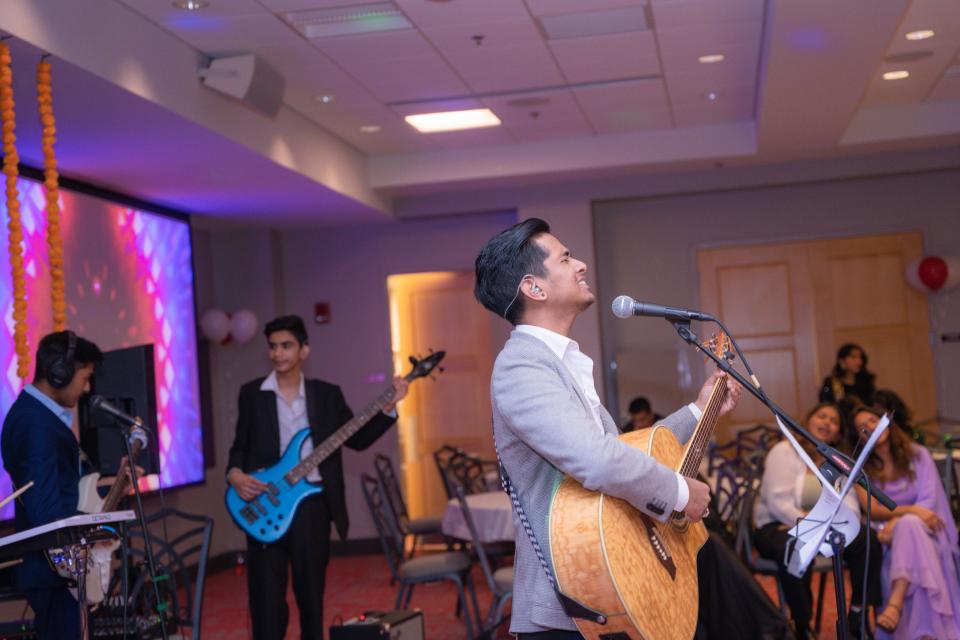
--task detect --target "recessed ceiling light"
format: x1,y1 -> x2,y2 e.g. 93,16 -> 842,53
404,108 -> 501,133
314,94 -> 336,104
706,91 -> 718,101
172,0 -> 208,9
883,70 -> 910,80
698,54 -> 725,64
905,29 -> 935,41
359,125 -> 381,133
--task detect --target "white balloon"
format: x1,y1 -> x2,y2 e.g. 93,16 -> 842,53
200,308 -> 231,344
944,256 -> 960,292
230,309 -> 259,344
904,259 -> 926,292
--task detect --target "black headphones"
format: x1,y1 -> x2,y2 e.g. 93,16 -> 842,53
47,330 -> 77,389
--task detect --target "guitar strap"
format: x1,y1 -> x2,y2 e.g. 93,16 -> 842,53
492,434 -> 609,626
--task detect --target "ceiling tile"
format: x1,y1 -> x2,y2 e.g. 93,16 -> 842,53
442,42 -> 558,76
167,14 -> 301,52
116,0 -> 265,23
461,65 -> 567,93
651,0 -> 765,31
574,80 -> 672,132
524,0 -> 646,18
422,19 -> 544,53
504,117 -> 596,142
926,77 -> 960,103
394,0 -> 531,29
250,40 -> 329,71
549,31 -> 661,83
589,107 -> 673,133
482,90 -> 583,123
313,29 -> 436,63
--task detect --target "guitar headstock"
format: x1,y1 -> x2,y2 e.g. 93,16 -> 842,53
406,350 -> 446,381
704,332 -> 734,365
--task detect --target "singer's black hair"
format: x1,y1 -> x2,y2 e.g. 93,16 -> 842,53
627,396 -> 652,414
33,330 -> 104,384
264,314 -> 309,346
474,218 -> 550,325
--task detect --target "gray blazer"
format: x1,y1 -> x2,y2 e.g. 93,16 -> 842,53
491,330 -> 697,633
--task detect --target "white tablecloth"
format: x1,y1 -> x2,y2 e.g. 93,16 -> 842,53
441,491 -> 514,543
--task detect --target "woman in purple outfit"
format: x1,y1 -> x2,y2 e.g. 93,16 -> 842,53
854,405 -> 960,639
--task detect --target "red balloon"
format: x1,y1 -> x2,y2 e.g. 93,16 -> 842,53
918,256 -> 948,291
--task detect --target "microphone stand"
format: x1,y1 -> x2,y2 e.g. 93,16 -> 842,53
116,420 -> 170,640
669,318 -> 894,640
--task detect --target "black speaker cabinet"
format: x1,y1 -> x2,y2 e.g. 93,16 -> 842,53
329,610 -> 424,640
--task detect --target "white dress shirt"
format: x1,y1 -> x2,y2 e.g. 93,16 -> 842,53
516,325 -> 693,510
260,371 -> 321,482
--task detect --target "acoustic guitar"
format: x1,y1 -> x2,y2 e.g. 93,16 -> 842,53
548,335 -> 733,640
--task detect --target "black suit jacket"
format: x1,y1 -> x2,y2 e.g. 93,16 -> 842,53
227,377 -> 396,540
1,391 -> 80,591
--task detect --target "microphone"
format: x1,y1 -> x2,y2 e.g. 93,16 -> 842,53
89,395 -> 148,432
611,295 -> 714,322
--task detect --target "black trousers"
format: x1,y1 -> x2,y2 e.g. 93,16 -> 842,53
517,632 -> 584,639
754,522 -> 882,629
25,587 -> 80,640
246,495 -> 332,640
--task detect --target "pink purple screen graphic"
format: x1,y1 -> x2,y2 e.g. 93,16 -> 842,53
0,177 -> 203,518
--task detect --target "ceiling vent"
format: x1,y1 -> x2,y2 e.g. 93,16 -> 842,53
283,2 -> 413,40
538,6 -> 650,40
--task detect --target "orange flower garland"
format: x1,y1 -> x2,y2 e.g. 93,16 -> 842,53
1,42 -> 30,380
38,58 -> 66,331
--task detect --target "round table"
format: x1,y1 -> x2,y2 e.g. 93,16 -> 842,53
441,490 -> 514,543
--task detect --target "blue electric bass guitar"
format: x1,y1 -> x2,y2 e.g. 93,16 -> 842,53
225,351 -> 445,543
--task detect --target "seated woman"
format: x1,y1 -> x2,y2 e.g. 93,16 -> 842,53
754,402 -> 882,639
820,343 -> 876,415
854,405 -> 960,640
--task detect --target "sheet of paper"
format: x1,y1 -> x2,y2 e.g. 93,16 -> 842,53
774,413 -> 889,575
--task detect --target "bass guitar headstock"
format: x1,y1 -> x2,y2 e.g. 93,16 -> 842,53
406,349 -> 446,382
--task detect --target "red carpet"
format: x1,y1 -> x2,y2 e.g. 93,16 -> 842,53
201,554 -> 510,640
201,554 -> 847,639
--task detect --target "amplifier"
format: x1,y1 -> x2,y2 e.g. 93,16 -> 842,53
330,610 -> 424,640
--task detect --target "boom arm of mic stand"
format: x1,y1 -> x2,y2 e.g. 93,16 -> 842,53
670,320 -> 897,511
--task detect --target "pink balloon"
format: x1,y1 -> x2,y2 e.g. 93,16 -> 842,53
905,259 -> 925,292
918,256 -> 948,291
200,308 -> 231,344
230,309 -> 259,344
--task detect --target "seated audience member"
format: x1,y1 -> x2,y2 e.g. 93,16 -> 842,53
872,389 -> 925,445
754,402 -> 882,639
853,405 -> 960,640
621,395 -> 664,433
819,343 -> 876,419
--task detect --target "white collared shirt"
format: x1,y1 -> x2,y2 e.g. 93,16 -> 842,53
516,324 -> 691,511
260,371 -> 321,482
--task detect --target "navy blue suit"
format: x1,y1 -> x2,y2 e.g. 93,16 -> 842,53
2,389 -> 81,638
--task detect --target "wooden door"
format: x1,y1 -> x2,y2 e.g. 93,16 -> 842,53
698,242 -> 818,442
698,231 -> 936,442
388,272 -> 495,518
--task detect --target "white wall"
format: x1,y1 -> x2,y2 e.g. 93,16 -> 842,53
594,168 -> 960,424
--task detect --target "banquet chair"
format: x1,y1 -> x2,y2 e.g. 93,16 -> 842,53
454,485 -> 513,632
114,508 -> 213,640
361,473 -> 481,639
374,453 -> 444,560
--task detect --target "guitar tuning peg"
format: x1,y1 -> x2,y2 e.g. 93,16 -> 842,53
408,355 -> 418,366
428,347 -> 434,353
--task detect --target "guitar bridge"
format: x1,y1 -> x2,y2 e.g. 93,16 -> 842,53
640,514 -> 677,580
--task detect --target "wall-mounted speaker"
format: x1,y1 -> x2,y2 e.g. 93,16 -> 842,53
198,54 -> 285,117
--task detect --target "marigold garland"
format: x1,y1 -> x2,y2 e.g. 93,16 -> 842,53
37,58 -> 66,331
0,42 -> 31,380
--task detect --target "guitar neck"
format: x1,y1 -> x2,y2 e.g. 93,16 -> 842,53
286,379 -> 405,484
100,440 -> 144,513
677,376 -> 728,479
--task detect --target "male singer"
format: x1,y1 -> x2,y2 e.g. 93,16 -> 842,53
2,330 -> 104,639
227,314 -> 408,640
474,218 -> 741,638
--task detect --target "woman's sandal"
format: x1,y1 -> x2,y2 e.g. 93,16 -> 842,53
877,602 -> 902,632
